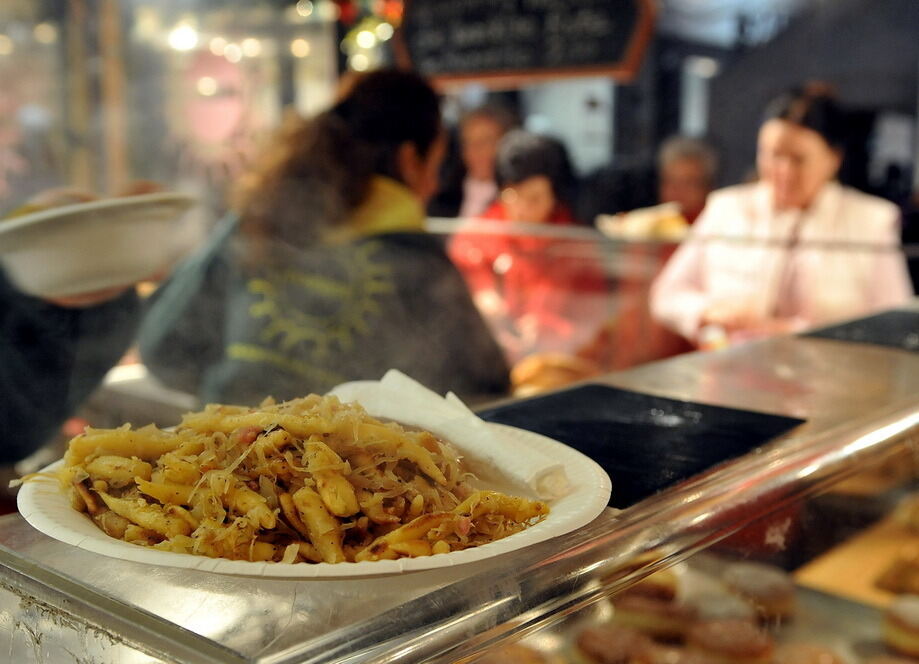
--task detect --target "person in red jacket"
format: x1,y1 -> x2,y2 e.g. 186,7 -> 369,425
448,130 -> 609,365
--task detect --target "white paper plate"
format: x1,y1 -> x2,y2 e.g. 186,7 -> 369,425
0,193 -> 197,298
17,424 -> 611,578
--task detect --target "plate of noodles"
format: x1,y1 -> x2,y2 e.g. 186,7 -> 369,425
17,387 -> 610,577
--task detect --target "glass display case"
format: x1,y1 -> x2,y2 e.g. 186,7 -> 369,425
1,304 -> 917,663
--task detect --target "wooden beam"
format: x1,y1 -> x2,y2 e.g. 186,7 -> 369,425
100,0 -> 128,194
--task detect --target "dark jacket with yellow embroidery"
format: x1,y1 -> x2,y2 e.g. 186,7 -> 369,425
138,215 -> 510,405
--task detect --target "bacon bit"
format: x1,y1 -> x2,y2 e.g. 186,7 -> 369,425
383,496 -> 405,517
231,426 -> 263,447
247,480 -> 259,492
454,517 -> 472,537
63,417 -> 90,438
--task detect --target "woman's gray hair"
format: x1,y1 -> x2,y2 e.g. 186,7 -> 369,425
657,136 -> 718,183
459,104 -> 519,133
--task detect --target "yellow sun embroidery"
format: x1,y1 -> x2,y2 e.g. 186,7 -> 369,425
230,241 -> 395,371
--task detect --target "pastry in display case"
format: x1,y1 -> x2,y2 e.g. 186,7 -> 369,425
596,203 -> 690,243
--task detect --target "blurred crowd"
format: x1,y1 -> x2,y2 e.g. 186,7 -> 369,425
2,69 -> 916,471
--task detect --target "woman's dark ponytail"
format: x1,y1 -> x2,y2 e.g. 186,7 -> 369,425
235,69 -> 441,252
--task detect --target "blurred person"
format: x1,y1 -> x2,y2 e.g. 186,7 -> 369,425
1,188 -> 141,466
1,280 -> 140,465
483,129 -> 578,225
139,70 -> 509,405
458,105 -> 517,218
651,87 -> 913,347
580,137 -> 718,369
900,190 -> 919,293
428,105 -> 516,218
657,135 -> 717,224
448,130 -> 608,366
595,136 -> 716,237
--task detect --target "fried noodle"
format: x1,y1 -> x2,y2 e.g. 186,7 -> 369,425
56,394 -> 549,564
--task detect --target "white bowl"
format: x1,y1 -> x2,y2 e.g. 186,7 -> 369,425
0,193 -> 197,298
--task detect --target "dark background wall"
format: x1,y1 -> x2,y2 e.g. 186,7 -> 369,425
709,0 -> 919,187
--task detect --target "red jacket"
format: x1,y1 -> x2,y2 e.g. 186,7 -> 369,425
448,202 -> 608,360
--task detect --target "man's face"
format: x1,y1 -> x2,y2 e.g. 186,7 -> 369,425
659,157 -> 710,221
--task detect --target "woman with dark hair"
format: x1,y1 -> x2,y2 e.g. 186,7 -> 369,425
448,131 -> 608,366
651,86 -> 913,345
484,129 -> 577,224
139,69 -> 509,404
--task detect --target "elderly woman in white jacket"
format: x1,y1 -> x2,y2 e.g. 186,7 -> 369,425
651,89 -> 913,346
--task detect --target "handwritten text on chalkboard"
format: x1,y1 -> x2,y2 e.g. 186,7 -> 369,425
400,0 -> 652,83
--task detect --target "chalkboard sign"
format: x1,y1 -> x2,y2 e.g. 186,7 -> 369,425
396,0 -> 655,87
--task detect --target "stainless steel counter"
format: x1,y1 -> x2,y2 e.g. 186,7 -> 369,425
2,319 -> 918,664
606,333 -> 916,433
